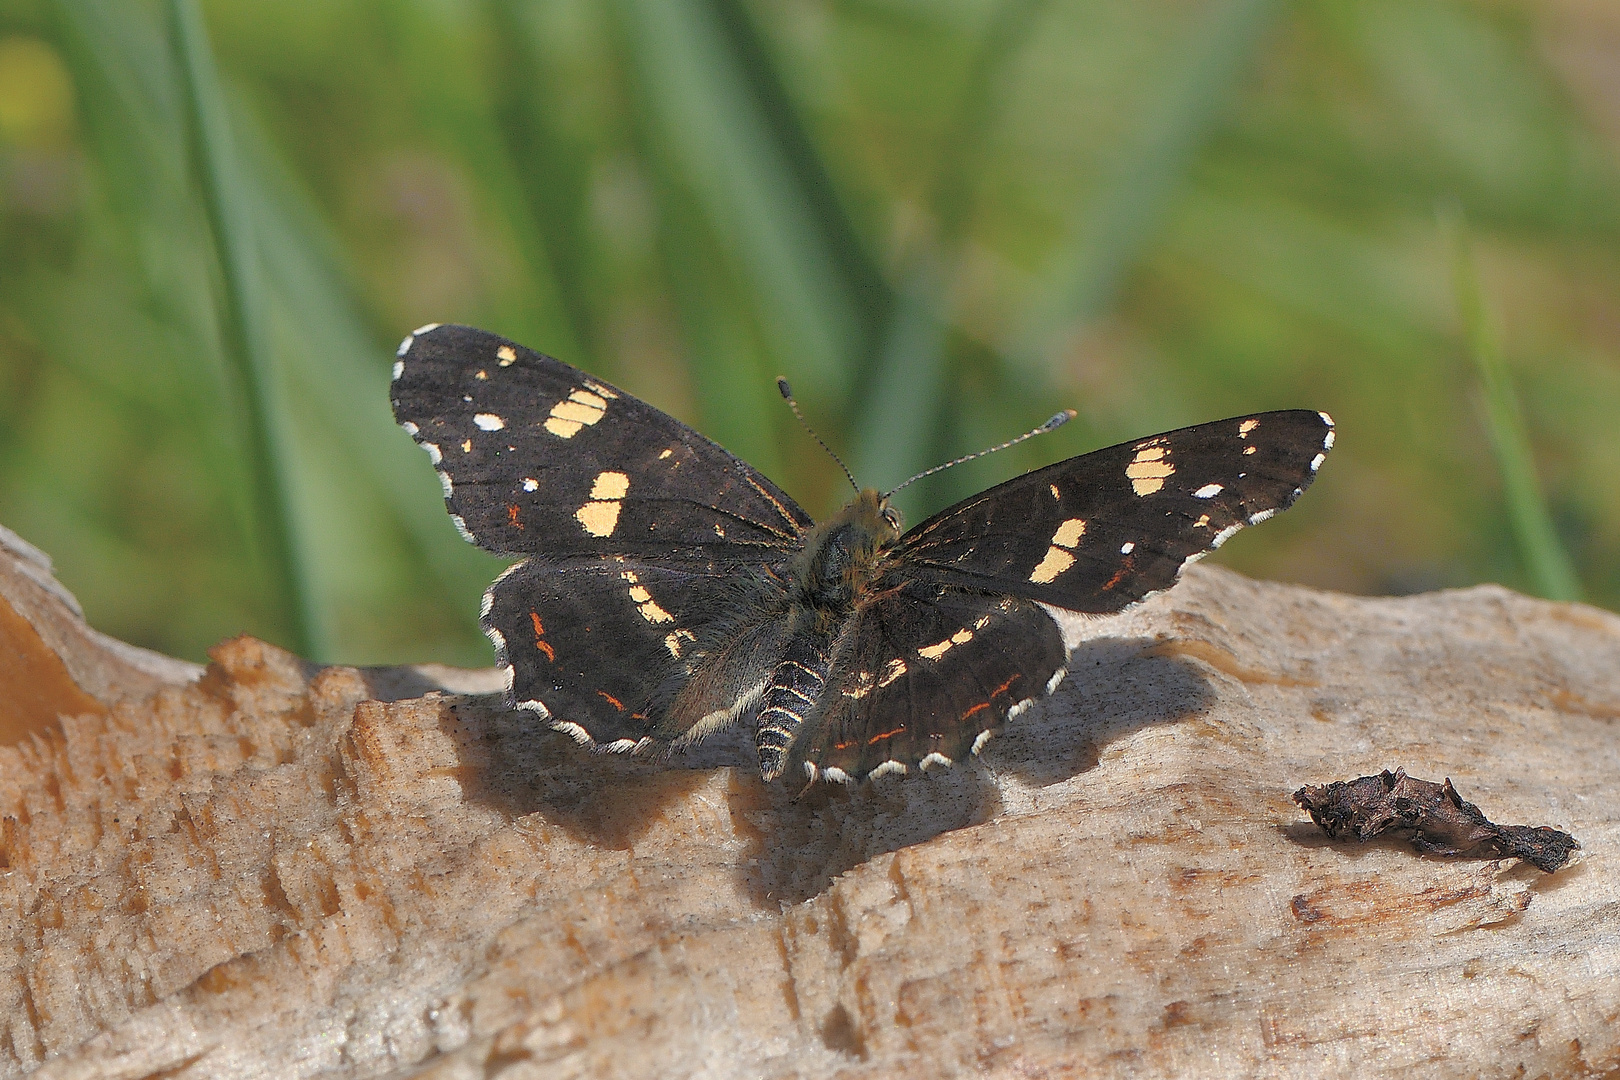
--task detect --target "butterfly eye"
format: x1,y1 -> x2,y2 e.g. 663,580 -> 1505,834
881,507 -> 901,532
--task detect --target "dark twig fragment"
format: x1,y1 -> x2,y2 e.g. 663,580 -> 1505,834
1293,768 -> 1579,873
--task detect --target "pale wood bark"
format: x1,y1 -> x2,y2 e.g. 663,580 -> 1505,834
1,523 -> 1616,1079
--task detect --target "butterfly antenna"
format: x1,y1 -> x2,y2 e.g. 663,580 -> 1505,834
777,377 -> 859,493
884,409 -> 1077,499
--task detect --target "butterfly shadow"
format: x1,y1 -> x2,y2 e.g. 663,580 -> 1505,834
726,634 -> 1215,905
440,634 -> 1211,898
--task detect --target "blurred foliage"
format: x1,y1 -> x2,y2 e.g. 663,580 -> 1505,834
0,0 -> 1617,667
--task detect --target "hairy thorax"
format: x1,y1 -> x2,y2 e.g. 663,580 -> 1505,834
785,489 -> 903,620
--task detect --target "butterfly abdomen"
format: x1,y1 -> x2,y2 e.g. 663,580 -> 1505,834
755,633 -> 834,781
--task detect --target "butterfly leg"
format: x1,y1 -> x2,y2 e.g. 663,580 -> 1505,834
755,633 -> 833,782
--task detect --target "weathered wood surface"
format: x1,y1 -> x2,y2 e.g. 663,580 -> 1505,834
1,524 -> 1616,1079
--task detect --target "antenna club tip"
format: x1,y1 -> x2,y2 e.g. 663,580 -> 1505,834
1044,408 -> 1078,430
776,376 -> 793,400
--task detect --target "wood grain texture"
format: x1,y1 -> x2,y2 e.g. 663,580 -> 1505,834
1,529 -> 1616,1079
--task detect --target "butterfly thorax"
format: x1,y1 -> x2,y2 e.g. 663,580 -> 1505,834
785,488 -> 902,618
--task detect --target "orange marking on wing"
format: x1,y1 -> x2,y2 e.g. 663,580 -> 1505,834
962,701 -> 991,721
1102,554 -> 1136,591
530,612 -> 556,662
507,503 -> 523,527
865,726 -> 906,746
597,691 -> 624,711
991,675 -> 1021,698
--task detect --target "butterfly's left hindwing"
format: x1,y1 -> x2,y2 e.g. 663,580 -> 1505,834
897,410 -> 1333,613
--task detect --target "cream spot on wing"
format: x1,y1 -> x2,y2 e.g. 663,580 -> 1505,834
575,500 -> 620,537
1051,517 -> 1086,549
1238,418 -> 1260,438
918,638 -> 953,660
627,586 -> 652,603
879,658 -> 907,687
496,345 -> 517,365
1049,483 -> 1060,499
475,370 -> 488,380
543,388 -> 610,438
460,440 -> 472,453
1194,514 -> 1211,528
664,629 -> 696,658
583,380 -> 619,400
522,478 -> 538,492
590,470 -> 630,500
659,448 -> 673,460
551,400 -> 603,424
1126,441 -> 1174,496
844,671 -> 875,700
638,600 -> 673,624
474,413 -> 505,431
1029,546 -> 1075,584
1193,483 -> 1223,498
1243,445 -> 1257,455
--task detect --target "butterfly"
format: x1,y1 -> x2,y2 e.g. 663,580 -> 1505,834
390,324 -> 1333,783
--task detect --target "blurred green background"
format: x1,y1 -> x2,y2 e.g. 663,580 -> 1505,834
1,0 -> 1616,668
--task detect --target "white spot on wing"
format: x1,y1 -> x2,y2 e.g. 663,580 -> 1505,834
919,753 -> 952,771
551,720 -> 592,744
1120,542 -> 1135,554
522,478 -> 538,492
1310,453 -> 1326,472
1046,667 -> 1068,694
1193,483 -> 1223,498
971,730 -> 995,755
423,441 -> 442,465
392,359 -> 404,380
1211,522 -> 1243,548
474,413 -> 505,431
401,421 -> 420,436
868,760 -> 907,778
439,471 -> 454,498
1248,508 -> 1277,525
412,322 -> 442,336
396,336 -> 413,358
823,766 -> 853,784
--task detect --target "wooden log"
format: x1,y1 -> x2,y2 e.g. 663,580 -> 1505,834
1,524 -> 1615,1079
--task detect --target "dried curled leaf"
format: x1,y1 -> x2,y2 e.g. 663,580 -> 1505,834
1294,768 -> 1579,873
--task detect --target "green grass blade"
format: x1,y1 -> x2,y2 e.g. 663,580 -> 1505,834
853,0 -> 1052,509
1442,205 -> 1583,603
616,0 -> 860,400
167,0 -> 318,655
1011,0 -> 1284,372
